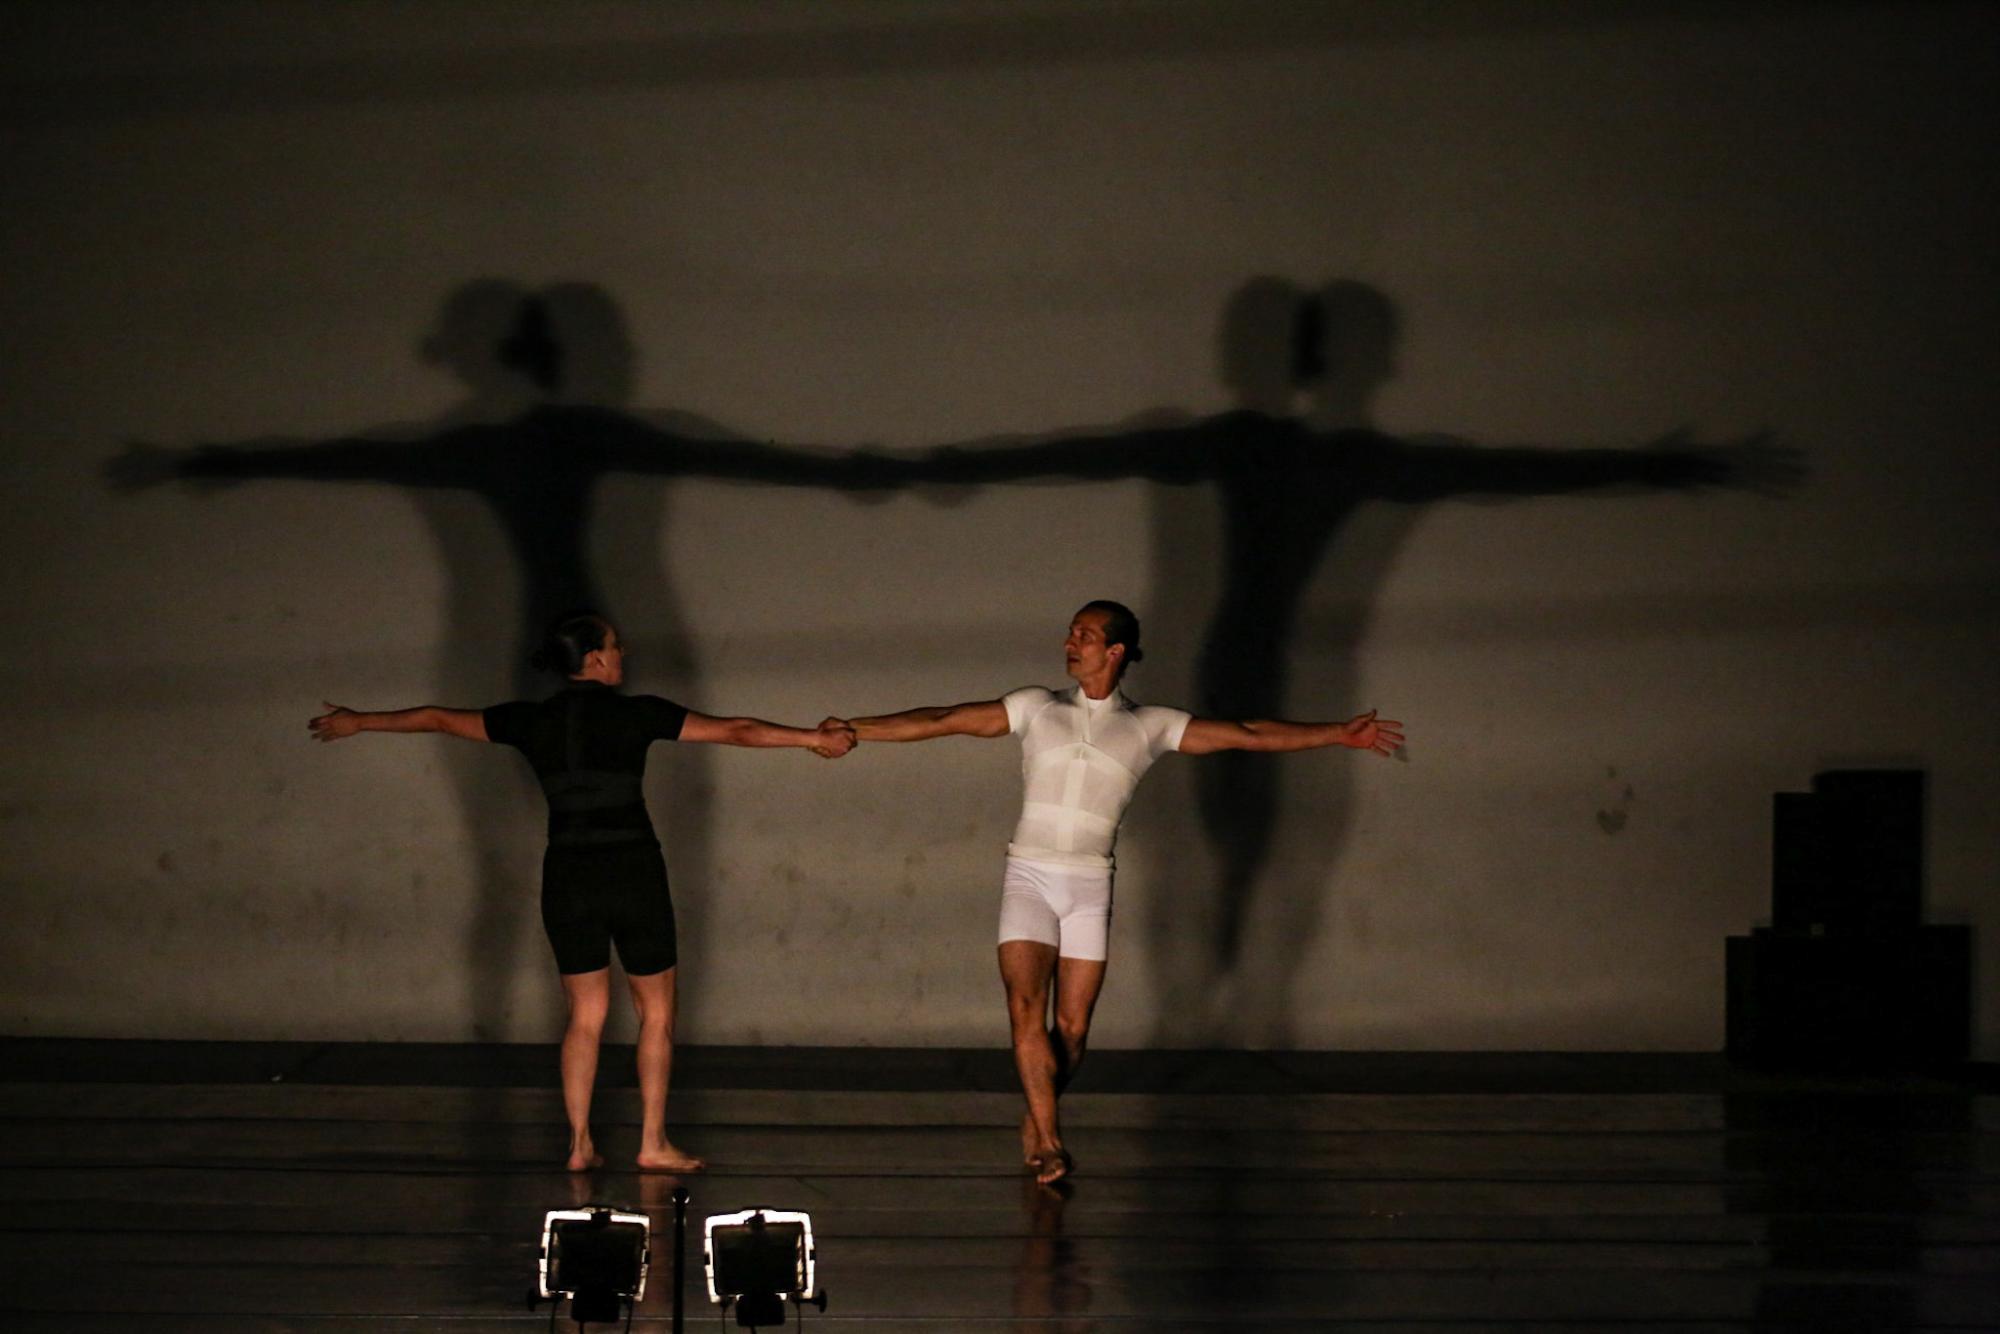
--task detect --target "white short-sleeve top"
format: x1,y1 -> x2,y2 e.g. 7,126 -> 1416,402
1001,685 -> 1192,870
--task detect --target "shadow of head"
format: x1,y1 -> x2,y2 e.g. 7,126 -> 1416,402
422,278 -> 534,402
1216,275 -> 1305,415
1216,276 -> 1401,427
421,278 -> 637,413
540,281 -> 637,410
1302,279 -> 1399,426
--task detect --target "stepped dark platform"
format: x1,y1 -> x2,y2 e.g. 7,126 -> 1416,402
2,1039 -> 1996,1330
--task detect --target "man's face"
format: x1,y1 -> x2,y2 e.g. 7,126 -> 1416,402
1064,609 -> 1119,681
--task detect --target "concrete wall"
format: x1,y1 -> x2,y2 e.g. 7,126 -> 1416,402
3,1 -> 1995,1053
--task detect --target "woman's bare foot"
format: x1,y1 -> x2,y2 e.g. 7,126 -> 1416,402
636,1139 -> 706,1173
566,1133 -> 604,1173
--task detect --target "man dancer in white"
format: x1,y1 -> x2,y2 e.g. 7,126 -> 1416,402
833,601 -> 1403,1183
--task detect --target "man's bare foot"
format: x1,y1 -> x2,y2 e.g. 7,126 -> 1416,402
1031,1146 -> 1073,1186
636,1140 -> 706,1173
566,1136 -> 604,1173
1021,1112 -> 1041,1167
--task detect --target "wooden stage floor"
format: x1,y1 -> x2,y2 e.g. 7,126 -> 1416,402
1,1040 -> 1996,1331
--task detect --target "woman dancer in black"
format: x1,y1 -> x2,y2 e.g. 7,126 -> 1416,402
310,613 -> 854,1171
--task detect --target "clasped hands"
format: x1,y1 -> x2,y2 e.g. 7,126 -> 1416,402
810,717 -> 857,759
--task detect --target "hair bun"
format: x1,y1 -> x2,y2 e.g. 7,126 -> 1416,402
533,610 -> 611,677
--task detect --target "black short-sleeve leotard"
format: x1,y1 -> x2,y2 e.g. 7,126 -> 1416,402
484,681 -> 689,975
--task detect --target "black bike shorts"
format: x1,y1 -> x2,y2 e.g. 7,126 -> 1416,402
540,843 -> 677,976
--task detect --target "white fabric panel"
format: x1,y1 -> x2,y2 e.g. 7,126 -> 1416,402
1002,684 -> 1191,869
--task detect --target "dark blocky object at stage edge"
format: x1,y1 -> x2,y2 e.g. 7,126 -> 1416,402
1727,769 -> 1973,1070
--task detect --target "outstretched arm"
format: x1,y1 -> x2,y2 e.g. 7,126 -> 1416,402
836,699 -> 1011,743
309,703 -> 488,743
680,712 -> 855,757
1178,709 -> 1403,757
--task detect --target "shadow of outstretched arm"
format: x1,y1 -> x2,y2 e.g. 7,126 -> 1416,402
579,405 -> 912,493
107,405 -> 927,498
1371,427 -> 1803,504
917,409 -> 1259,488
106,427 -> 481,493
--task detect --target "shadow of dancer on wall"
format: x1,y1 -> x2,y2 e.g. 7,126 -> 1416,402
927,276 -> 1800,1047
107,279 -> 898,1043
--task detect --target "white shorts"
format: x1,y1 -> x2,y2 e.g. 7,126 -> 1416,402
998,856 -> 1114,962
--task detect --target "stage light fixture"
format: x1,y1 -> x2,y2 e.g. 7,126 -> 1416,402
704,1207 -> 824,1328
538,1205 -> 651,1330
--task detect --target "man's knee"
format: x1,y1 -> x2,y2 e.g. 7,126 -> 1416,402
1007,991 -> 1048,1034
1054,1012 -> 1092,1052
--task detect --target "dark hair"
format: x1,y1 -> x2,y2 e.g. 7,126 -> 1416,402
531,611 -> 612,676
1078,599 -> 1144,672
